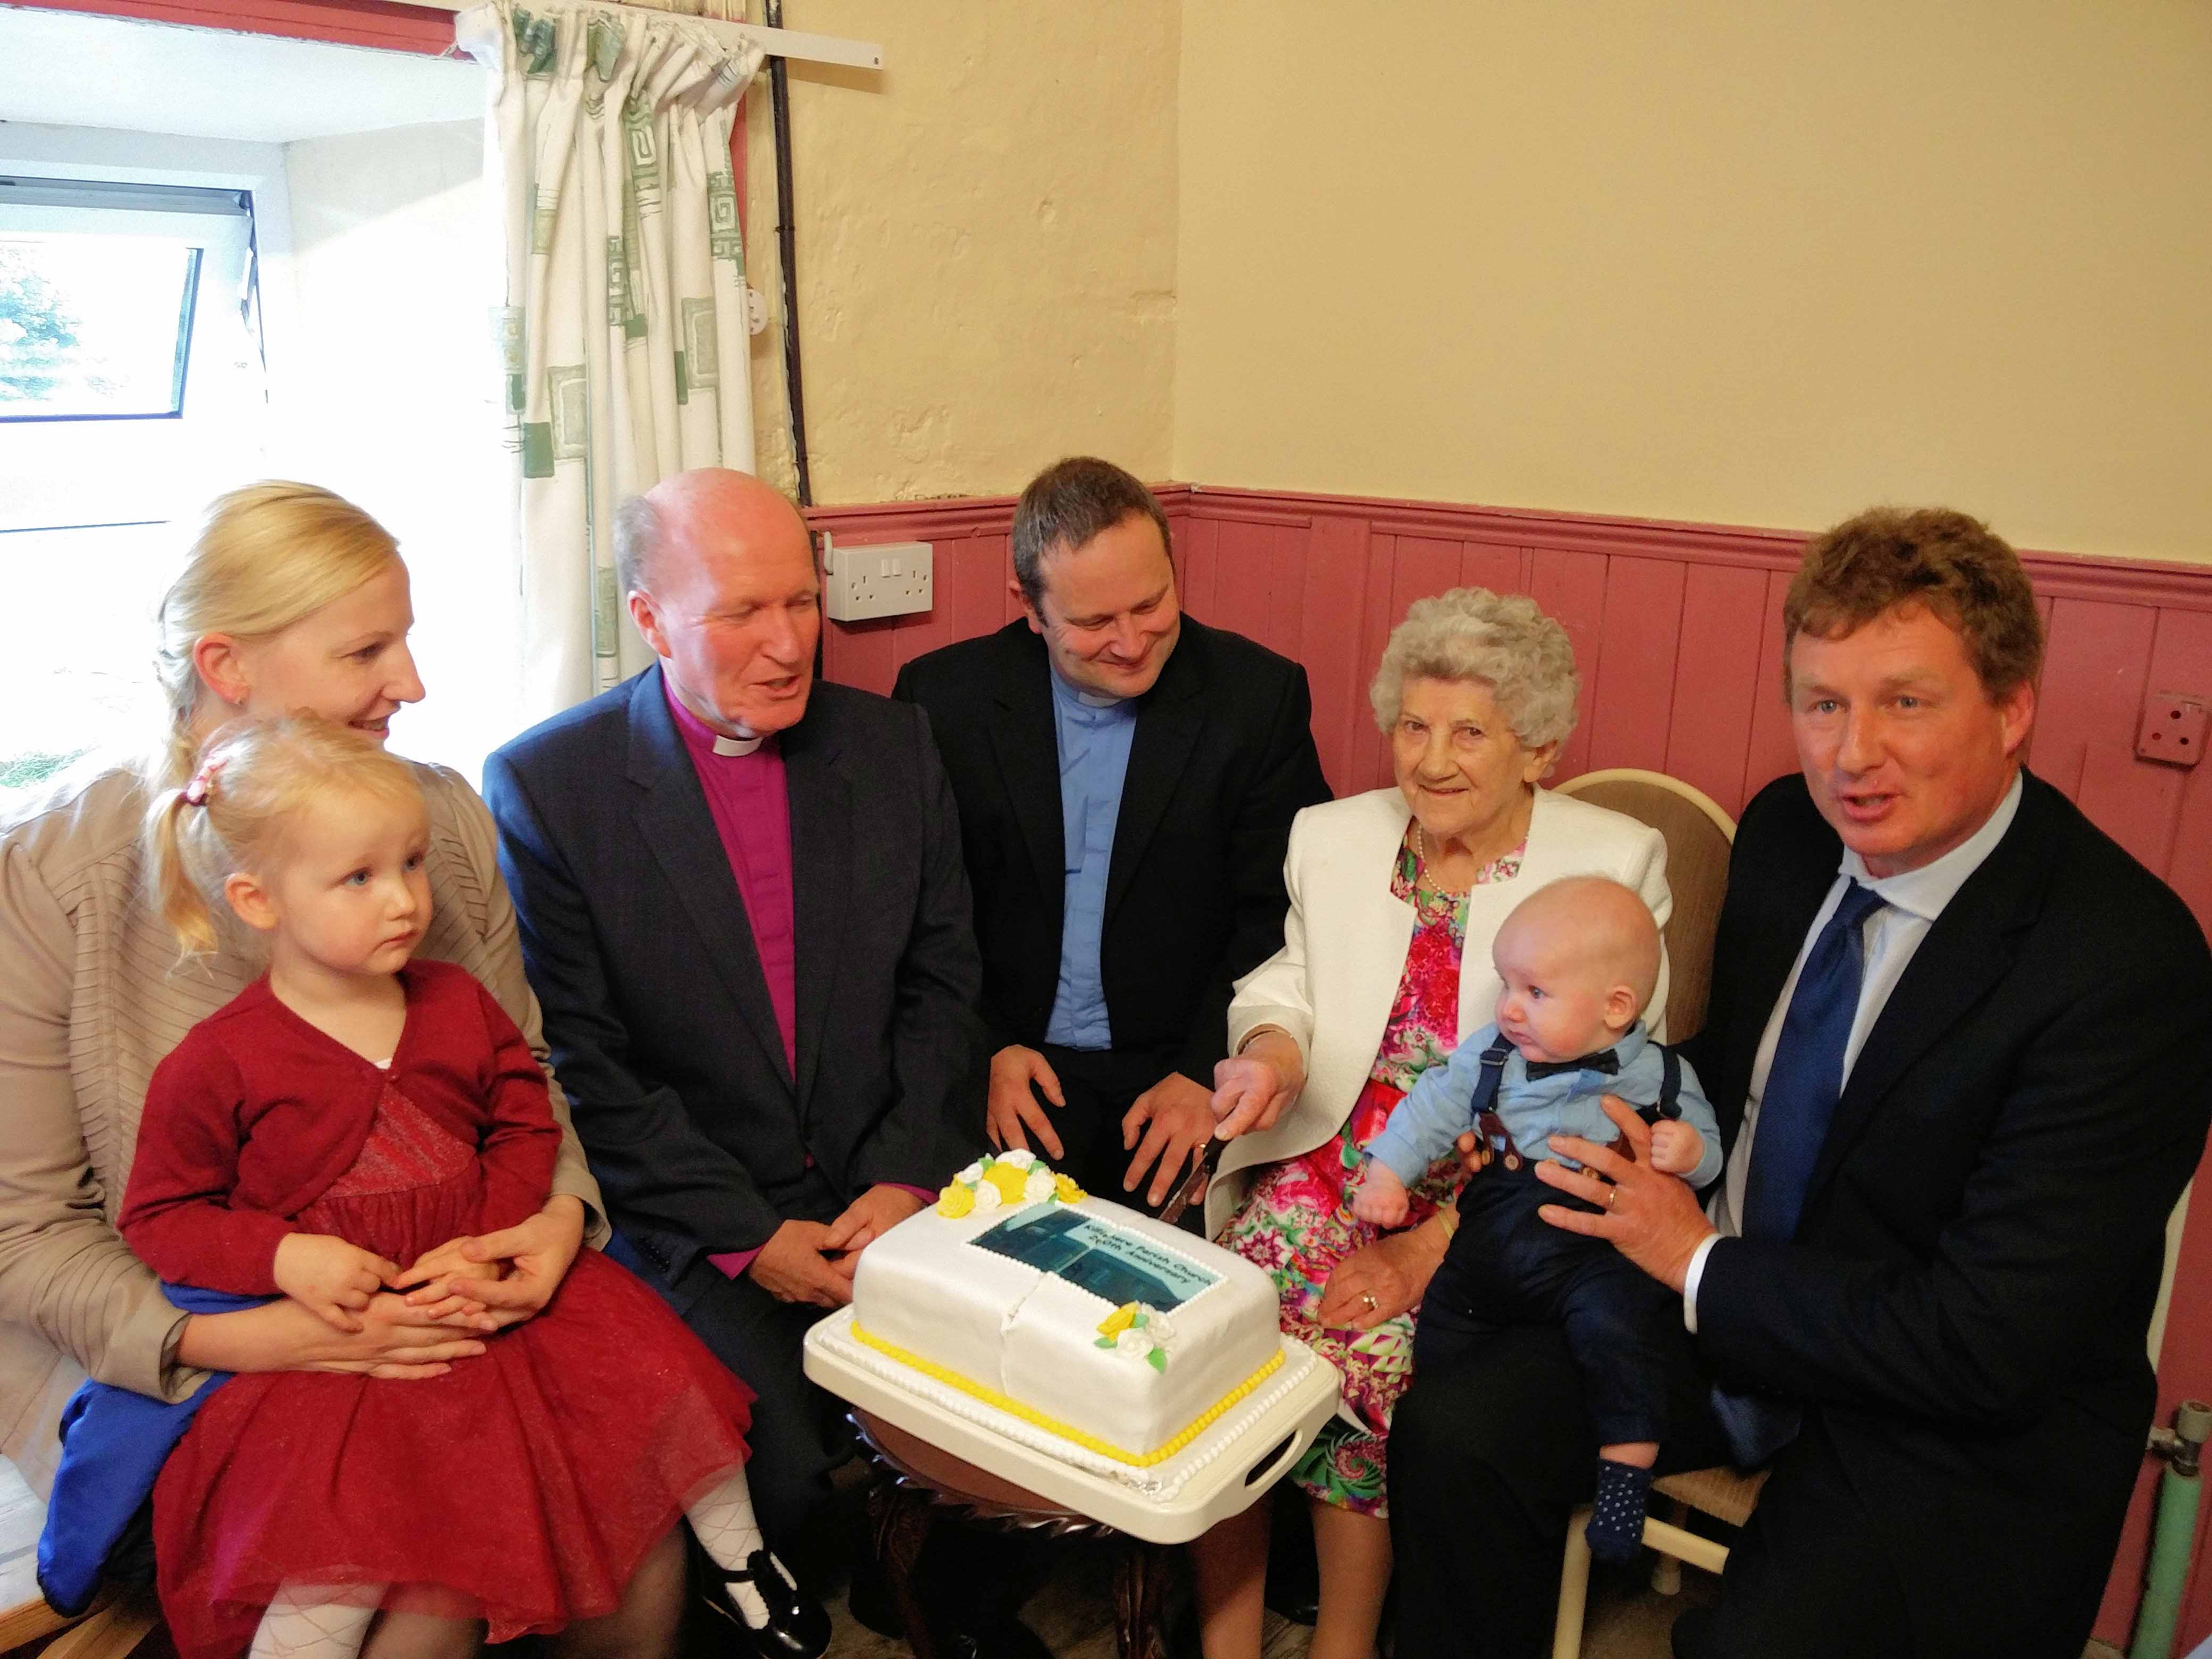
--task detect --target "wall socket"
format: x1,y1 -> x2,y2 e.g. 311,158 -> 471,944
2136,692 -> 2207,768
822,536 -> 933,622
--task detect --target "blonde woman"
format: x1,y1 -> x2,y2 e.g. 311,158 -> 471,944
0,485 -> 675,1656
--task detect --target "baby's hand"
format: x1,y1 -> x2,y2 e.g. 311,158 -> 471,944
275,1233 -> 402,1333
1350,1163 -> 1411,1228
1648,1119 -> 1706,1178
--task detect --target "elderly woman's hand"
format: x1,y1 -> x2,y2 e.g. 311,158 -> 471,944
1315,1217 -> 1451,1333
1211,1029 -> 1305,1140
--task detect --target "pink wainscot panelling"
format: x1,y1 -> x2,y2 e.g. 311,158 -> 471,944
812,479 -> 2212,1652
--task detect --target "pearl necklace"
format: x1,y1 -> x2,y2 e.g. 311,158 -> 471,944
1412,826 -> 1476,897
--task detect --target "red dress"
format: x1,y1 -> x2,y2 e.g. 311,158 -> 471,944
120,963 -> 755,1659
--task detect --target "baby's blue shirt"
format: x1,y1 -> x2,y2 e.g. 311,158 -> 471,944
1364,1020 -> 1723,1191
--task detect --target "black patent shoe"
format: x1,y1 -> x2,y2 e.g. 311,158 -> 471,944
698,1548 -> 832,1659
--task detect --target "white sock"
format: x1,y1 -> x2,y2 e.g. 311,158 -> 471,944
686,1471 -> 777,1627
249,1585 -> 380,1659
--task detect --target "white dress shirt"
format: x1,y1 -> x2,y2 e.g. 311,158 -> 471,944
1682,772 -> 2024,1331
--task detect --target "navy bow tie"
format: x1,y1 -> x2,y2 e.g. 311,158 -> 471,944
1523,1049 -> 1620,1080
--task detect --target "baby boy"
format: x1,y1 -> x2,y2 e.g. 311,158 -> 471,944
1353,875 -> 1722,1564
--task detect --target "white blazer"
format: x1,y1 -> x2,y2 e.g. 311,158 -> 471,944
1208,785 -> 1672,1236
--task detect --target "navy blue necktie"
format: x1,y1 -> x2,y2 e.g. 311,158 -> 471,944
1710,878 -> 1884,1468
1741,879 -> 1887,1242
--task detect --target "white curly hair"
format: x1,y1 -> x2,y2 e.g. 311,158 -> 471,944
1368,587 -> 1580,748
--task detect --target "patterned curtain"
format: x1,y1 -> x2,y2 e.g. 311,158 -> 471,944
460,0 -> 761,716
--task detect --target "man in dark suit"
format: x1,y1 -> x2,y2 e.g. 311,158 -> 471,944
893,457 -> 1330,1217
1389,507 -> 2212,1658
483,468 -> 988,1555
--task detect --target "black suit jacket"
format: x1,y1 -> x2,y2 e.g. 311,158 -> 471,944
892,617 -> 1330,1086
483,669 -> 989,1292
1684,770 -> 2212,1655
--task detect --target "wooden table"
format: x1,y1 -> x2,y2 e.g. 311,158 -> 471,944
852,1410 -> 1179,1659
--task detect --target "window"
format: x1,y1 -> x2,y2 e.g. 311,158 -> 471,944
1,177 -> 267,801
1,178 -> 253,420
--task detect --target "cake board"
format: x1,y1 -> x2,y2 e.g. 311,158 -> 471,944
804,1307 -> 1342,1545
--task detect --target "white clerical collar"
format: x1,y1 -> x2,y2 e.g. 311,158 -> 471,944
1840,769 -> 2024,923
711,731 -> 764,758
1048,663 -> 1128,710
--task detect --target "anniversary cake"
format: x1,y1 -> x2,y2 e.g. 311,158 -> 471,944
848,1151 -> 1295,1477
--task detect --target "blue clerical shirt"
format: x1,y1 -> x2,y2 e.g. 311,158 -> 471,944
1043,666 -> 1138,1049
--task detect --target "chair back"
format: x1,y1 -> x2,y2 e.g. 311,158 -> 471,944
1551,769 -> 1735,1043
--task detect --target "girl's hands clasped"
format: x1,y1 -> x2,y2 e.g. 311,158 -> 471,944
274,1233 -> 401,1333
401,1194 -> 588,1330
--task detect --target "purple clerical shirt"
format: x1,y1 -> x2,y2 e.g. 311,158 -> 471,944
663,678 -> 934,1282
664,678 -> 798,1281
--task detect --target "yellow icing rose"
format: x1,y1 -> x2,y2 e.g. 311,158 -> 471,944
1096,1302 -> 1138,1338
1053,1172 -> 1086,1204
937,1183 -> 976,1218
984,1162 -> 1032,1204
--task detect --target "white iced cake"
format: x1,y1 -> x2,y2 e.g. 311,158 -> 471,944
849,1152 -> 1286,1468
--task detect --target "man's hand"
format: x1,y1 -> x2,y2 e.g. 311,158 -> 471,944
747,1219 -> 856,1309
1535,1096 -> 1715,1292
1122,1073 -> 1216,1208
1315,1222 -> 1449,1333
986,1044 -> 1066,1159
274,1233 -> 400,1333
822,1185 -> 926,1260
406,1195 -> 586,1329
1454,1128 -> 1498,1178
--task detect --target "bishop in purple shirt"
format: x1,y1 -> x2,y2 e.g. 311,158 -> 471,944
486,468 -> 990,1559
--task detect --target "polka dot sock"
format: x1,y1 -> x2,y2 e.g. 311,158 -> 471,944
1585,1457 -> 1655,1565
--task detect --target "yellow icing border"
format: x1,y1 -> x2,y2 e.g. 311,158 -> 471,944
849,1321 -> 1286,1468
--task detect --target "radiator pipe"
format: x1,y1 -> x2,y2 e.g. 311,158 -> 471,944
761,0 -> 812,508
2132,1400 -> 2212,1659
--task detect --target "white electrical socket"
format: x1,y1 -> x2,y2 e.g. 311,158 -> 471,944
822,536 -> 934,622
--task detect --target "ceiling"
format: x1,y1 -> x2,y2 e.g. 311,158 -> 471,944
0,4 -> 483,144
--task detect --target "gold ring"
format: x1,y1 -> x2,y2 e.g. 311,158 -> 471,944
1607,1186 -> 1619,1209
1361,1292 -> 1379,1311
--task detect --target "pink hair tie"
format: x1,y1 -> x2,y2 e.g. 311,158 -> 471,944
182,759 -> 224,807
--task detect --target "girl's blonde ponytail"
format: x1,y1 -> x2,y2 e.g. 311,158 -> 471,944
148,782 -> 222,960
144,717 -> 423,961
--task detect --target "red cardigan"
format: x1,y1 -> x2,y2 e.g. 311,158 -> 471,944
120,961 -> 559,1295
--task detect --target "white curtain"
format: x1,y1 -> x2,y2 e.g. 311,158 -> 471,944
460,0 -> 762,717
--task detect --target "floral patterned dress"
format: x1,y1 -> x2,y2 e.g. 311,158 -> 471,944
1216,826 -> 1523,1515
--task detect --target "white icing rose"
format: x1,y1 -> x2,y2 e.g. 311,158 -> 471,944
1023,1170 -> 1055,1204
957,1161 -> 984,1184
1000,1149 -> 1037,1170
973,1182 -> 1002,1211
1142,1310 -> 1175,1344
1115,1328 -> 1152,1357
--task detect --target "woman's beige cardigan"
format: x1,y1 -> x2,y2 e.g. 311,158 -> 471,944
0,762 -> 608,1493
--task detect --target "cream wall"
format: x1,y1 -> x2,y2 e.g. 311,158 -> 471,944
741,2 -> 1179,505
1174,0 -> 2212,564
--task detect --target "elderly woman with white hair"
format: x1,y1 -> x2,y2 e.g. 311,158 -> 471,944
1187,588 -> 1671,1659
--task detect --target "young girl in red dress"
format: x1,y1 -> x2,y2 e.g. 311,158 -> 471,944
125,716 -> 827,1659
